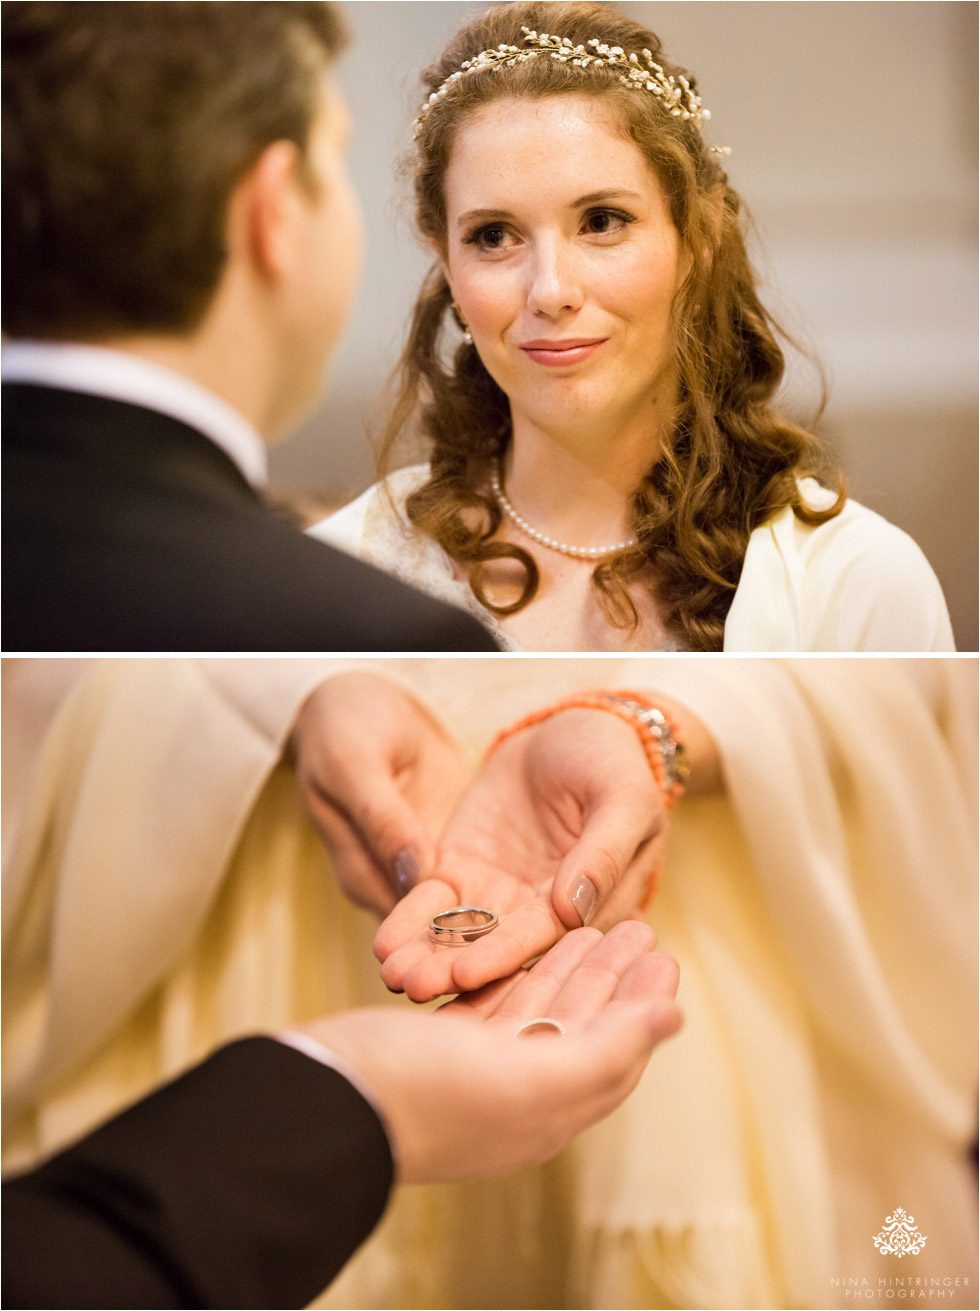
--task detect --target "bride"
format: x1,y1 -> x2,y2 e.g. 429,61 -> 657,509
311,0 -> 953,653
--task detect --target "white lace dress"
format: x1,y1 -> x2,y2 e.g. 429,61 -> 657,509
309,465 -> 956,652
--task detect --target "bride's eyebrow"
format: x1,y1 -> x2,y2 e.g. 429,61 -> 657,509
456,189 -> 643,229
573,189 -> 643,207
456,208 -> 511,229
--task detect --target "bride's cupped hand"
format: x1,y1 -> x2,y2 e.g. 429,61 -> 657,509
374,708 -> 667,1001
290,672 -> 467,917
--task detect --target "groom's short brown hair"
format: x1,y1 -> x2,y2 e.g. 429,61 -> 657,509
2,1 -> 347,340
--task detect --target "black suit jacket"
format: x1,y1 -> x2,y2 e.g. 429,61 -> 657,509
1,1037 -> 394,1309
2,383 -> 498,652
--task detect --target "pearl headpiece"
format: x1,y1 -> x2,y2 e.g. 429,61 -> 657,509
414,25 -> 730,154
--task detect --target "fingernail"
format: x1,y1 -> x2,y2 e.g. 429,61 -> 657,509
394,849 -> 420,897
570,875 -> 598,927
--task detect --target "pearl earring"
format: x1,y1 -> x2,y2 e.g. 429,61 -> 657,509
451,300 -> 473,344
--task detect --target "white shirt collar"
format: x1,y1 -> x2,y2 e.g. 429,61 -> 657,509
1,340 -> 268,488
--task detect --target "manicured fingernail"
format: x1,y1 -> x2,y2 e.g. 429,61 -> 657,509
570,875 -> 598,926
394,849 -> 420,896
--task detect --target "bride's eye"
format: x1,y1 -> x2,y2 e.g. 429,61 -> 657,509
581,207 -> 636,237
462,222 -> 516,253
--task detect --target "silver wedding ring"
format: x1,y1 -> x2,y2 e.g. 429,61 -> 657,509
514,1017 -> 567,1039
428,906 -> 498,946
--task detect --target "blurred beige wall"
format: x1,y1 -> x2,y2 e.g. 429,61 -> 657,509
269,1 -> 978,649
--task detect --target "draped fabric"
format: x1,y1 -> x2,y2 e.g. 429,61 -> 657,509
310,469 -> 955,652
2,657 -> 976,1309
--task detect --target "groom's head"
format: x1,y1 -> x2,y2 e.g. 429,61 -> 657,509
3,1 -> 361,433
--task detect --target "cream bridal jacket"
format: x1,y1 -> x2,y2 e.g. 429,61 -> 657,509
310,467 -> 955,652
2,658 -> 975,1310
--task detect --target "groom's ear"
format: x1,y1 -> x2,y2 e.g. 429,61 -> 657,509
228,140 -> 308,281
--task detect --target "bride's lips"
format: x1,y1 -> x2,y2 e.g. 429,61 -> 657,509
519,337 -> 608,367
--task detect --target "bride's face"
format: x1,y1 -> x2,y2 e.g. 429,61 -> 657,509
442,94 -> 685,437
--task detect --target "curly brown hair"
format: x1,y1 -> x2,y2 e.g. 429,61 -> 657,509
381,0 -> 844,650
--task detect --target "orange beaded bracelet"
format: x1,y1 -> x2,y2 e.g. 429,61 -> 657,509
487,690 -> 687,909
487,688 -> 688,811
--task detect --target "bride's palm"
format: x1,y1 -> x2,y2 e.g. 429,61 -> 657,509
375,709 -> 667,1001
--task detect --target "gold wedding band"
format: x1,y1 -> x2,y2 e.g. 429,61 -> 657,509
514,1017 -> 567,1038
428,906 -> 498,946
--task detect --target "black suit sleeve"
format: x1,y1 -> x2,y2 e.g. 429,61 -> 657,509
1,1036 -> 394,1310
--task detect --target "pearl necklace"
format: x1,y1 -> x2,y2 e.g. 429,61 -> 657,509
490,472 -> 637,560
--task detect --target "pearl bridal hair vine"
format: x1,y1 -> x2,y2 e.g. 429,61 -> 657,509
414,25 -> 731,154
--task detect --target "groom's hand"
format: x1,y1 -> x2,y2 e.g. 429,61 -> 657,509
374,707 -> 668,1000
289,672 -> 466,916
294,922 -> 682,1184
